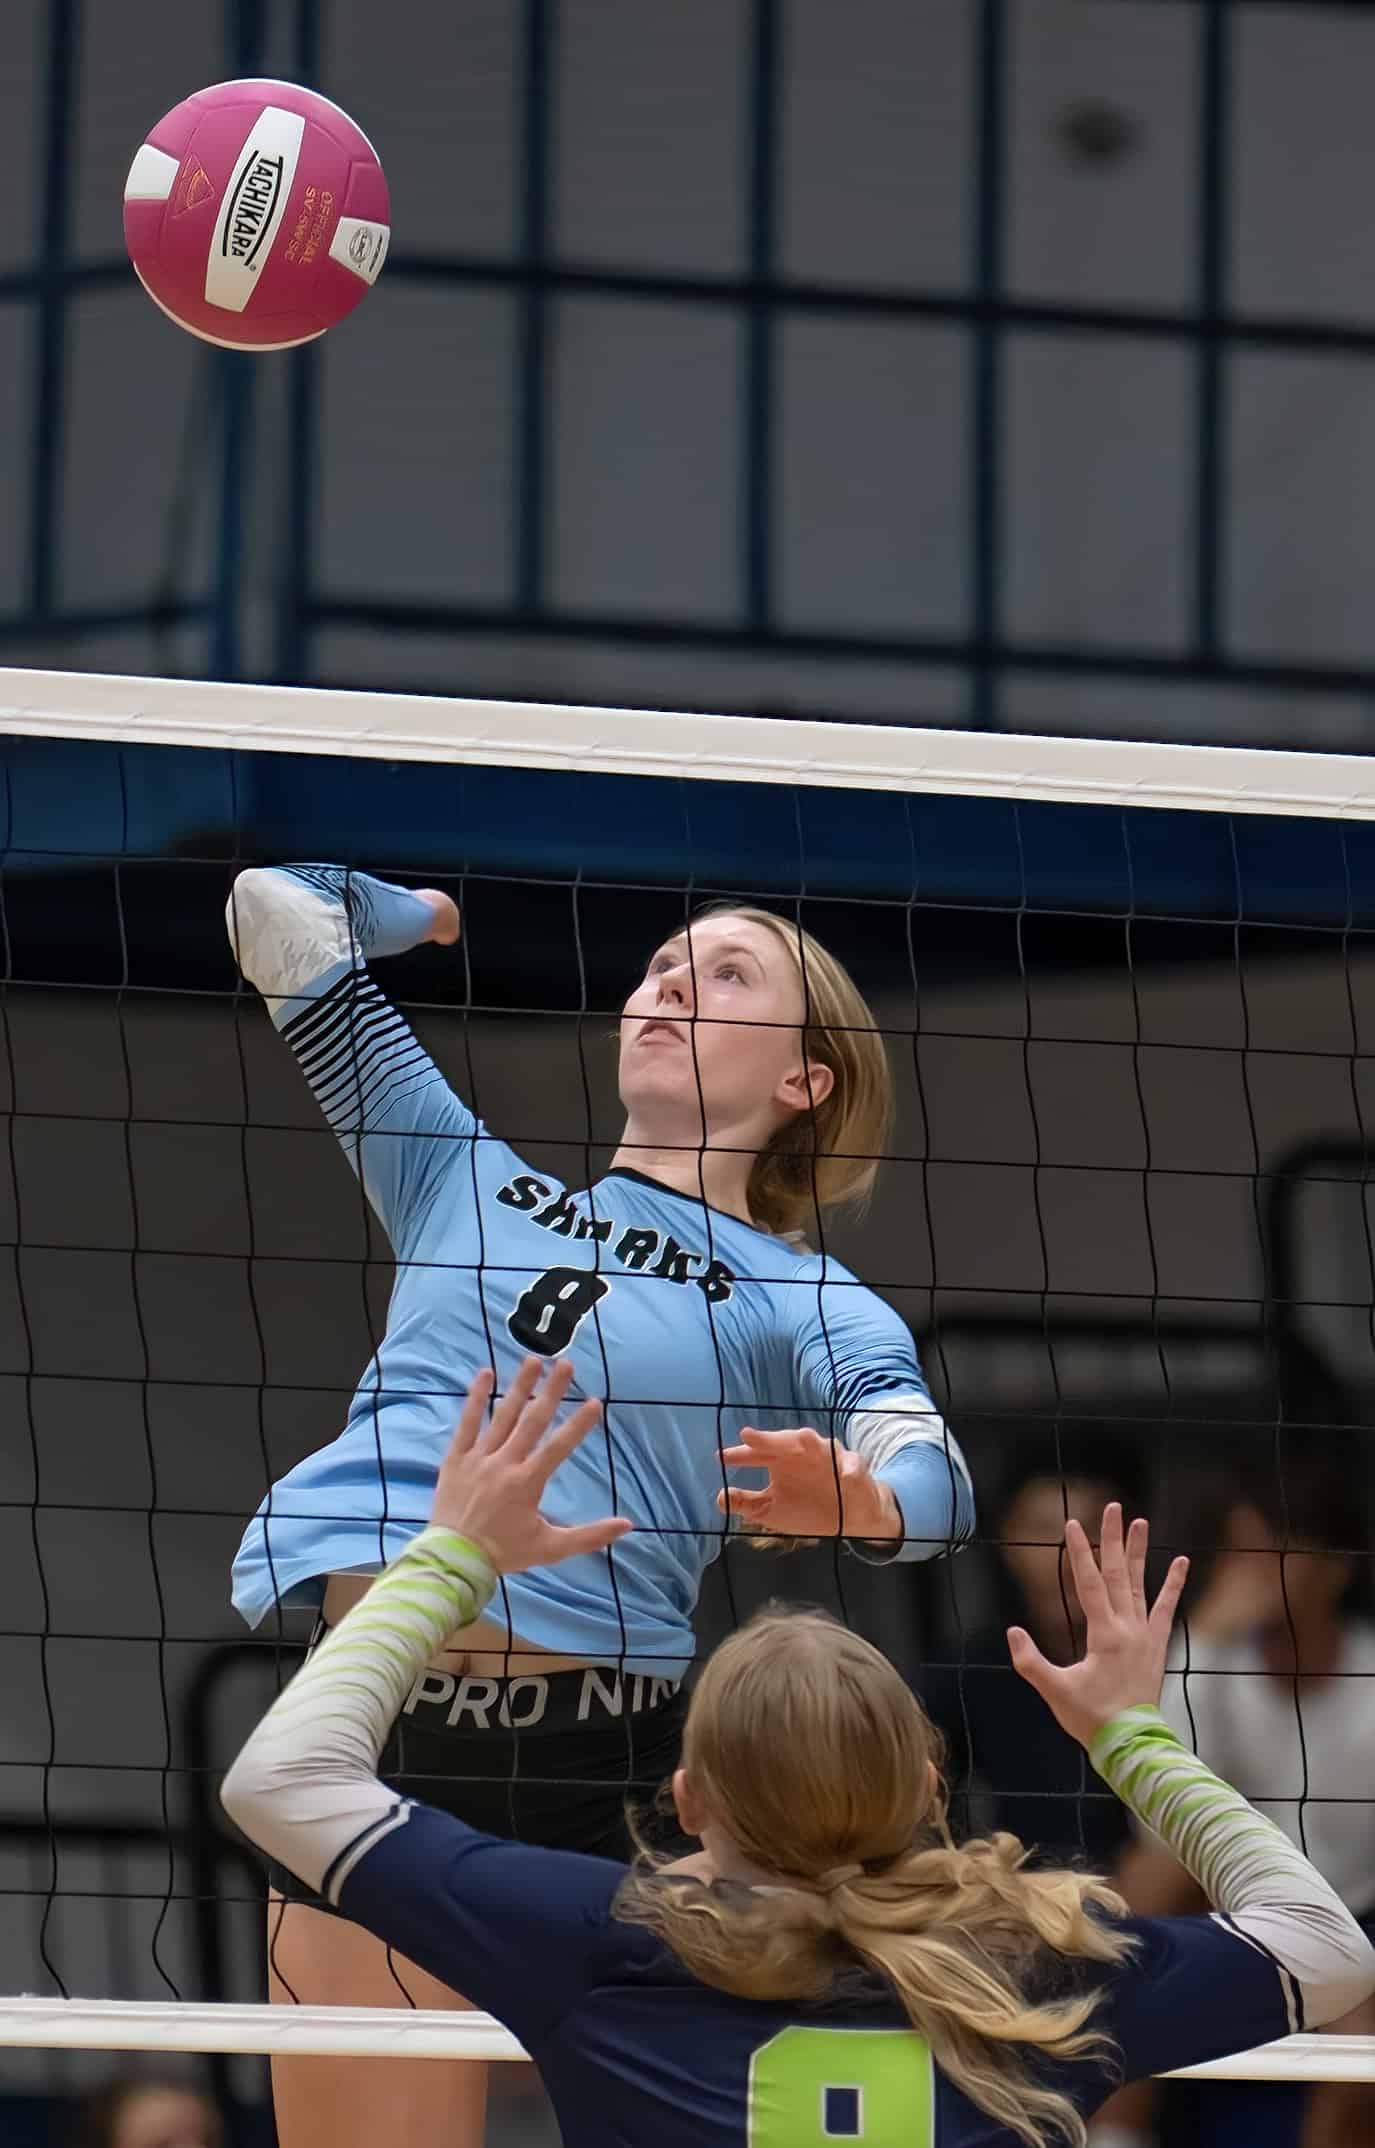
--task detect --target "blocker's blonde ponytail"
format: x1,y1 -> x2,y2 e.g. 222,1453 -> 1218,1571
618,1613 -> 1134,2148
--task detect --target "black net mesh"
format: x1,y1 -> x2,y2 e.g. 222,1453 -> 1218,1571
1,728 -> 1371,2118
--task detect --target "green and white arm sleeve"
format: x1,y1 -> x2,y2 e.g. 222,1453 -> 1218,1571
221,1527 -> 496,1902
1093,1704 -> 1375,2030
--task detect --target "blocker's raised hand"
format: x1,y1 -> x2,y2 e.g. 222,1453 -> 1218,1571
432,1357 -> 631,1576
1007,1502 -> 1189,1751
715,1425 -> 902,1547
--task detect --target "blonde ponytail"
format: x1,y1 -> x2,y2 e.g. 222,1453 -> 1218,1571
834,1842 -> 1130,2148
620,1837 -> 1131,2148
616,1612 -> 1136,2148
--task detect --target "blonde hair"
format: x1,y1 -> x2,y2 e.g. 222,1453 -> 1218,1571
618,1612 -> 1134,2148
691,904 -> 893,1240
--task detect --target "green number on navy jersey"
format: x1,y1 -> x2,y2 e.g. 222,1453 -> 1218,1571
508,1267 -> 611,1355
747,2027 -> 933,2148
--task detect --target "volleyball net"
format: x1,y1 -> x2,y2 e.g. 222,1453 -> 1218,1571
0,667 -> 1371,2097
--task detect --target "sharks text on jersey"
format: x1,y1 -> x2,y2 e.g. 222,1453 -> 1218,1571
495,1174 -> 737,1303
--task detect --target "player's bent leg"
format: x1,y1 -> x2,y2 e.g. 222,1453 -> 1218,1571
266,1894 -> 489,2148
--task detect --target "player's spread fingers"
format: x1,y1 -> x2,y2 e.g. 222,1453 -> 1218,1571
551,1516 -> 634,1558
1006,1625 -> 1055,1699
507,1358 -> 576,1459
482,1354 -> 539,1443
1063,1517 -> 1110,1620
717,1486 -> 768,1513
450,1368 -> 496,1458
479,1354 -> 545,1450
1097,1504 -> 1134,1616
1149,1553 -> 1191,1639
737,1426 -> 808,1453
1126,1515 -> 1150,1615
718,1445 -> 761,1470
527,1396 -> 602,1479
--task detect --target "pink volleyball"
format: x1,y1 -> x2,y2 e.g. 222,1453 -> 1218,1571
123,79 -> 390,351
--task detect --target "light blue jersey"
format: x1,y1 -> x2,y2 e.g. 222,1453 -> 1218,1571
229,866 -> 973,1673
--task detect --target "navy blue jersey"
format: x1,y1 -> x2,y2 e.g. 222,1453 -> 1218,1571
338,1804 -> 1295,2148
229,867 -> 973,1671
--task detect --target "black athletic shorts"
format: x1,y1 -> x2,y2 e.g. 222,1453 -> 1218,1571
268,1621 -> 693,1910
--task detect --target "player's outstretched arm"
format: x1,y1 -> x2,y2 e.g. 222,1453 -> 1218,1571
221,1358 -> 629,1900
226,863 -> 468,1250
1010,1506 -> 1375,2032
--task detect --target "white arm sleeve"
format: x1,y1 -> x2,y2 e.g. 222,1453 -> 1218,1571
848,1394 -> 976,1563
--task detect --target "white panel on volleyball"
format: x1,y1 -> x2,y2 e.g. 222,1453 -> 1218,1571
122,144 -> 180,201
328,218 -> 390,285
203,105 -> 306,314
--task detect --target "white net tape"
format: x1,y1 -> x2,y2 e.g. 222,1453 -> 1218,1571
0,2003 -> 1366,2082
6,664 -> 1375,814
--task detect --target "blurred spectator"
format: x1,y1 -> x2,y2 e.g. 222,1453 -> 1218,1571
1102,1446 -> 1375,2148
921,1448 -> 1143,1871
70,2076 -> 223,2148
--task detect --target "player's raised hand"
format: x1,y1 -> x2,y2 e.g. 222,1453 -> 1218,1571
1007,1503 -> 1189,1750
416,888 -> 461,945
715,1425 -> 902,1548
432,1358 -> 631,1574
